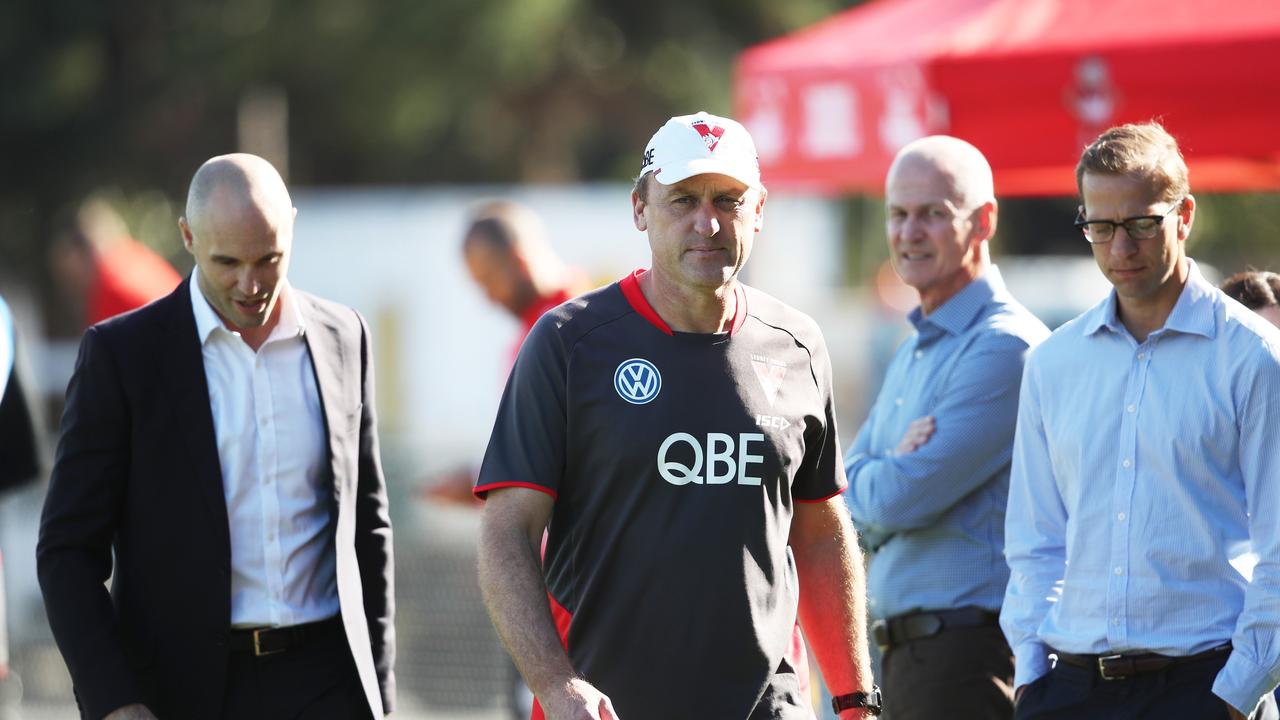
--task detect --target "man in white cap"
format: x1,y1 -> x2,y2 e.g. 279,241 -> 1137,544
474,112 -> 878,719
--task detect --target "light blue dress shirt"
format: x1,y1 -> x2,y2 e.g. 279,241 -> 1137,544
845,266 -> 1049,620
1001,260 -> 1280,713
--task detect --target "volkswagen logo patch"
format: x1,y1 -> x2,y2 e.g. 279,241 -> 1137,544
614,358 -> 661,405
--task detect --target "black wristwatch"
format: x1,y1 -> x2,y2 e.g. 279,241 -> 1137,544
831,685 -> 882,716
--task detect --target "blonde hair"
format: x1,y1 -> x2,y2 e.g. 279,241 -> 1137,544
1076,122 -> 1189,203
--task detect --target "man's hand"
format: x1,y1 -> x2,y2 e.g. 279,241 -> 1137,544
104,705 -> 158,720
894,416 -> 935,456
541,678 -> 619,720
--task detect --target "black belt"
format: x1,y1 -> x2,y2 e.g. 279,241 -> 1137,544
1053,643 -> 1231,681
228,617 -> 344,657
872,606 -> 1000,651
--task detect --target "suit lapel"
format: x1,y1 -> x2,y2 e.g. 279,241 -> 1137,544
297,292 -> 349,502
158,277 -> 231,554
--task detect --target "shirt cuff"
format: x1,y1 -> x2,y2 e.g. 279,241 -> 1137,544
1213,648 -> 1278,715
1013,638 -> 1052,690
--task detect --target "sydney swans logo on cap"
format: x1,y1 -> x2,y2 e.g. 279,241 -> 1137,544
614,358 -> 661,405
691,120 -> 726,151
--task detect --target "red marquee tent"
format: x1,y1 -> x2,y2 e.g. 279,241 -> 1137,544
734,0 -> 1280,195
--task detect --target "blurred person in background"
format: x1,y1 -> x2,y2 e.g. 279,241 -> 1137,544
37,154 -> 395,720
460,199 -> 590,720
475,112 -> 877,720
1221,271 -> 1280,329
0,294 -> 43,711
844,136 -> 1048,720
49,198 -> 182,328
1002,122 -> 1280,720
463,200 -> 588,360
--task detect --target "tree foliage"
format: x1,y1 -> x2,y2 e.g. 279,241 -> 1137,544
1,0 -> 860,297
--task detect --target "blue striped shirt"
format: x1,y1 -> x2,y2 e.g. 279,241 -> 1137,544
1001,260 -> 1280,712
845,267 -> 1049,620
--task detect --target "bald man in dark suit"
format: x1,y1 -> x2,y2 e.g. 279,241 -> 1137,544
38,154 -> 395,719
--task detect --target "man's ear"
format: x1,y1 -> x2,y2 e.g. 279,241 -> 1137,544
1177,194 -> 1196,241
753,187 -> 768,233
973,199 -> 997,243
178,218 -> 195,253
631,189 -> 648,232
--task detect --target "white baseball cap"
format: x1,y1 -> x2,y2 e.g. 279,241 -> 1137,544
639,111 -> 761,188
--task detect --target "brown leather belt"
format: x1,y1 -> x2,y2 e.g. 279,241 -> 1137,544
1053,643 -> 1231,681
872,606 -> 1000,652
228,616 -> 344,657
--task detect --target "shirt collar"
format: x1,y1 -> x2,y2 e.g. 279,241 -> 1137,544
1083,259 -> 1216,340
188,273 -> 305,346
1162,259 -> 1217,339
908,265 -> 1007,336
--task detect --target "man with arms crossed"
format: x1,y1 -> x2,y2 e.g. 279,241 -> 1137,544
38,154 -> 395,719
845,136 -> 1048,719
1002,122 -> 1280,719
475,112 -> 877,719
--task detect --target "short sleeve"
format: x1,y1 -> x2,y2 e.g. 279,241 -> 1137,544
792,327 -> 845,503
473,313 -> 570,500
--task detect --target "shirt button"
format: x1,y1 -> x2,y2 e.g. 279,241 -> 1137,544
914,350 -> 923,359
1126,404 -> 1136,413
1122,459 -> 1132,469
1114,566 -> 1124,575
1137,353 -> 1146,360
1117,512 -> 1126,521
1113,617 -> 1121,626
895,397 -> 904,407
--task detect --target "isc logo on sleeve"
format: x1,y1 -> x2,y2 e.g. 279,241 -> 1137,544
657,432 -> 766,486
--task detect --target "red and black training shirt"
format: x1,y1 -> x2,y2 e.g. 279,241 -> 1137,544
475,270 -> 845,720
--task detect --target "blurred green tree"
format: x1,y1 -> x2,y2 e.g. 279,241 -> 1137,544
4,0 -> 1277,331
1,0 -> 858,327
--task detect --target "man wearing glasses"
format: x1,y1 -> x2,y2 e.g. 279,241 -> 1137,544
1001,122 -> 1280,719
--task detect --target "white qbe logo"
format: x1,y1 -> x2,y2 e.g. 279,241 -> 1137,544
614,358 -> 661,405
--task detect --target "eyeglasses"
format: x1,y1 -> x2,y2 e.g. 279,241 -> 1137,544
1074,201 -> 1182,244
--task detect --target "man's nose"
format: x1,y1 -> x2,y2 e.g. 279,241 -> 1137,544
1109,226 -> 1138,255
693,203 -> 720,237
237,270 -> 261,296
894,215 -> 925,242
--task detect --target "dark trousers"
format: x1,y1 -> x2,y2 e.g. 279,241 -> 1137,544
222,622 -> 372,720
1015,652 -> 1278,720
881,624 -> 1014,720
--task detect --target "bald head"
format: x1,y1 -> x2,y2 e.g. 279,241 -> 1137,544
884,136 -> 997,314
179,153 -> 296,348
887,136 -> 994,211
185,153 -> 294,240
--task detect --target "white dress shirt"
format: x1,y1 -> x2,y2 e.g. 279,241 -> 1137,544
189,277 -> 339,628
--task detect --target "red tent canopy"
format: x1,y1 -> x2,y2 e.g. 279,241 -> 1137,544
734,0 -> 1280,195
